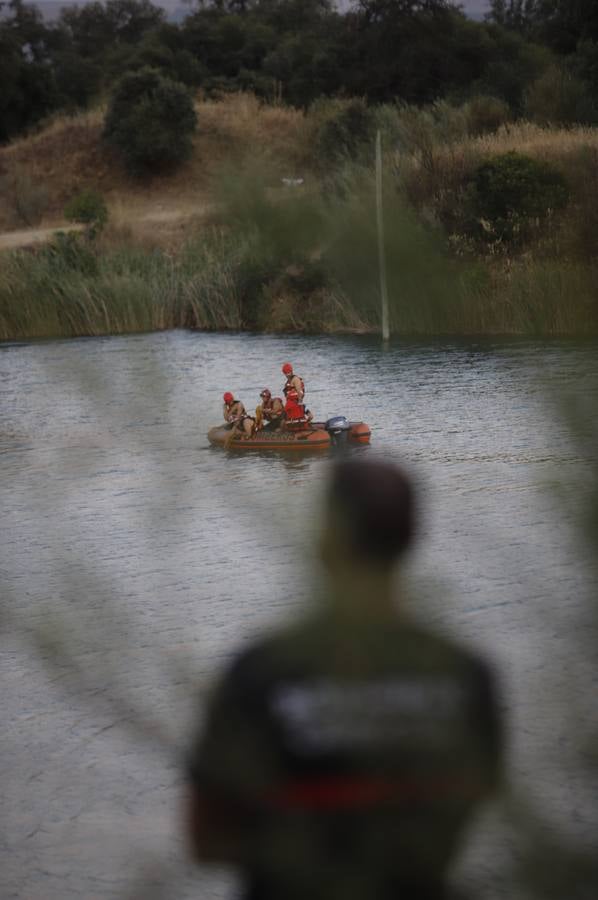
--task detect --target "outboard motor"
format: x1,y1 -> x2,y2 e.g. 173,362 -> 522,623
325,415 -> 351,446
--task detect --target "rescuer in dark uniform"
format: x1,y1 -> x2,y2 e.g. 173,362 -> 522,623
185,459 -> 502,900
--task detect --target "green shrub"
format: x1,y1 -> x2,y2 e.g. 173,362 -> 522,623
469,152 -> 569,245
103,67 -> 197,175
64,189 -> 108,233
312,99 -> 378,171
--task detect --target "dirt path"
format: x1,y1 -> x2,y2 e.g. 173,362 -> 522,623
0,203 -> 212,253
0,223 -> 85,251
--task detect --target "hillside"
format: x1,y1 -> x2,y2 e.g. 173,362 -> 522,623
0,95 -> 309,247
1,93 -> 598,340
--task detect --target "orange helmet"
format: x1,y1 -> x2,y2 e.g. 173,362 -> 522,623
282,362 -> 293,375
223,392 -> 234,404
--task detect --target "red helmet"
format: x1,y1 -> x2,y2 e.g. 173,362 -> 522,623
260,388 -> 271,399
223,392 -> 234,404
282,362 -> 293,375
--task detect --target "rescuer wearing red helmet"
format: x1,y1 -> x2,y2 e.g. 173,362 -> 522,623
256,388 -> 284,431
281,363 -> 305,403
283,386 -> 312,427
222,392 -> 255,440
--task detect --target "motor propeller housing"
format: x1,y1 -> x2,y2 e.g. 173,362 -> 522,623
325,415 -> 351,444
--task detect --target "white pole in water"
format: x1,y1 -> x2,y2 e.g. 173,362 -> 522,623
376,129 -> 390,343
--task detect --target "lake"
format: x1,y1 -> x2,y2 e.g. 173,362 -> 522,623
1,330 -> 597,899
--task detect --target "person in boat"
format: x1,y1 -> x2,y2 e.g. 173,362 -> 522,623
283,386 -> 312,427
256,389 -> 284,431
281,362 -> 305,403
222,391 -> 255,440
185,459 -> 502,900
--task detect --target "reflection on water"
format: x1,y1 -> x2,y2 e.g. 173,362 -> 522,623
1,331 -> 597,899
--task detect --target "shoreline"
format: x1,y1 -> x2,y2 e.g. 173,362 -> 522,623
2,322 -> 598,345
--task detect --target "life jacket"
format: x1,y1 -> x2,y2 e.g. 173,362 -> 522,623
284,394 -> 307,422
224,400 -> 245,423
284,374 -> 305,399
263,396 -> 284,419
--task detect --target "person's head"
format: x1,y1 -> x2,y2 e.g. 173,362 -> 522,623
321,459 -> 415,577
260,388 -> 271,402
282,363 -> 293,376
223,392 -> 234,405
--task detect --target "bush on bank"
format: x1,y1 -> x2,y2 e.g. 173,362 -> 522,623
64,189 -> 109,233
468,151 -> 570,246
103,68 -> 197,175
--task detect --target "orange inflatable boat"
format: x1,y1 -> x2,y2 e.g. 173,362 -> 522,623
208,416 -> 371,451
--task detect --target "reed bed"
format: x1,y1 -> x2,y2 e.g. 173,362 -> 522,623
2,227 -> 596,342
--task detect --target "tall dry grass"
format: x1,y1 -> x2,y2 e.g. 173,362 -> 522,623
464,122 -> 598,161
397,120 -> 598,177
399,121 -> 598,221
0,111 -> 110,231
196,93 -> 310,170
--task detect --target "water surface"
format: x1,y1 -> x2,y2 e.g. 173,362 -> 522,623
1,331 -> 597,899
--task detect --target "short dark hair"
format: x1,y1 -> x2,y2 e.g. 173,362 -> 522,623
328,459 -> 415,564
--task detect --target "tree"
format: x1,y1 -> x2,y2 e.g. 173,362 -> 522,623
181,0 -> 341,103
571,39 -> 598,95
342,3 -> 513,105
60,0 -> 164,58
356,0 -> 456,20
490,1 -> 598,53
488,1 -> 536,32
476,24 -> 550,111
126,26 -> 205,86
103,67 -> 197,174
532,0 -> 598,53
0,0 -> 60,140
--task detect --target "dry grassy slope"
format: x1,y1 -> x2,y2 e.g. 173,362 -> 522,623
0,94 -> 310,245
398,122 -> 598,198
5,97 -> 596,251
463,122 -> 598,159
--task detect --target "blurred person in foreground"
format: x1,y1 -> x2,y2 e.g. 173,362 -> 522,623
185,459 -> 502,900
